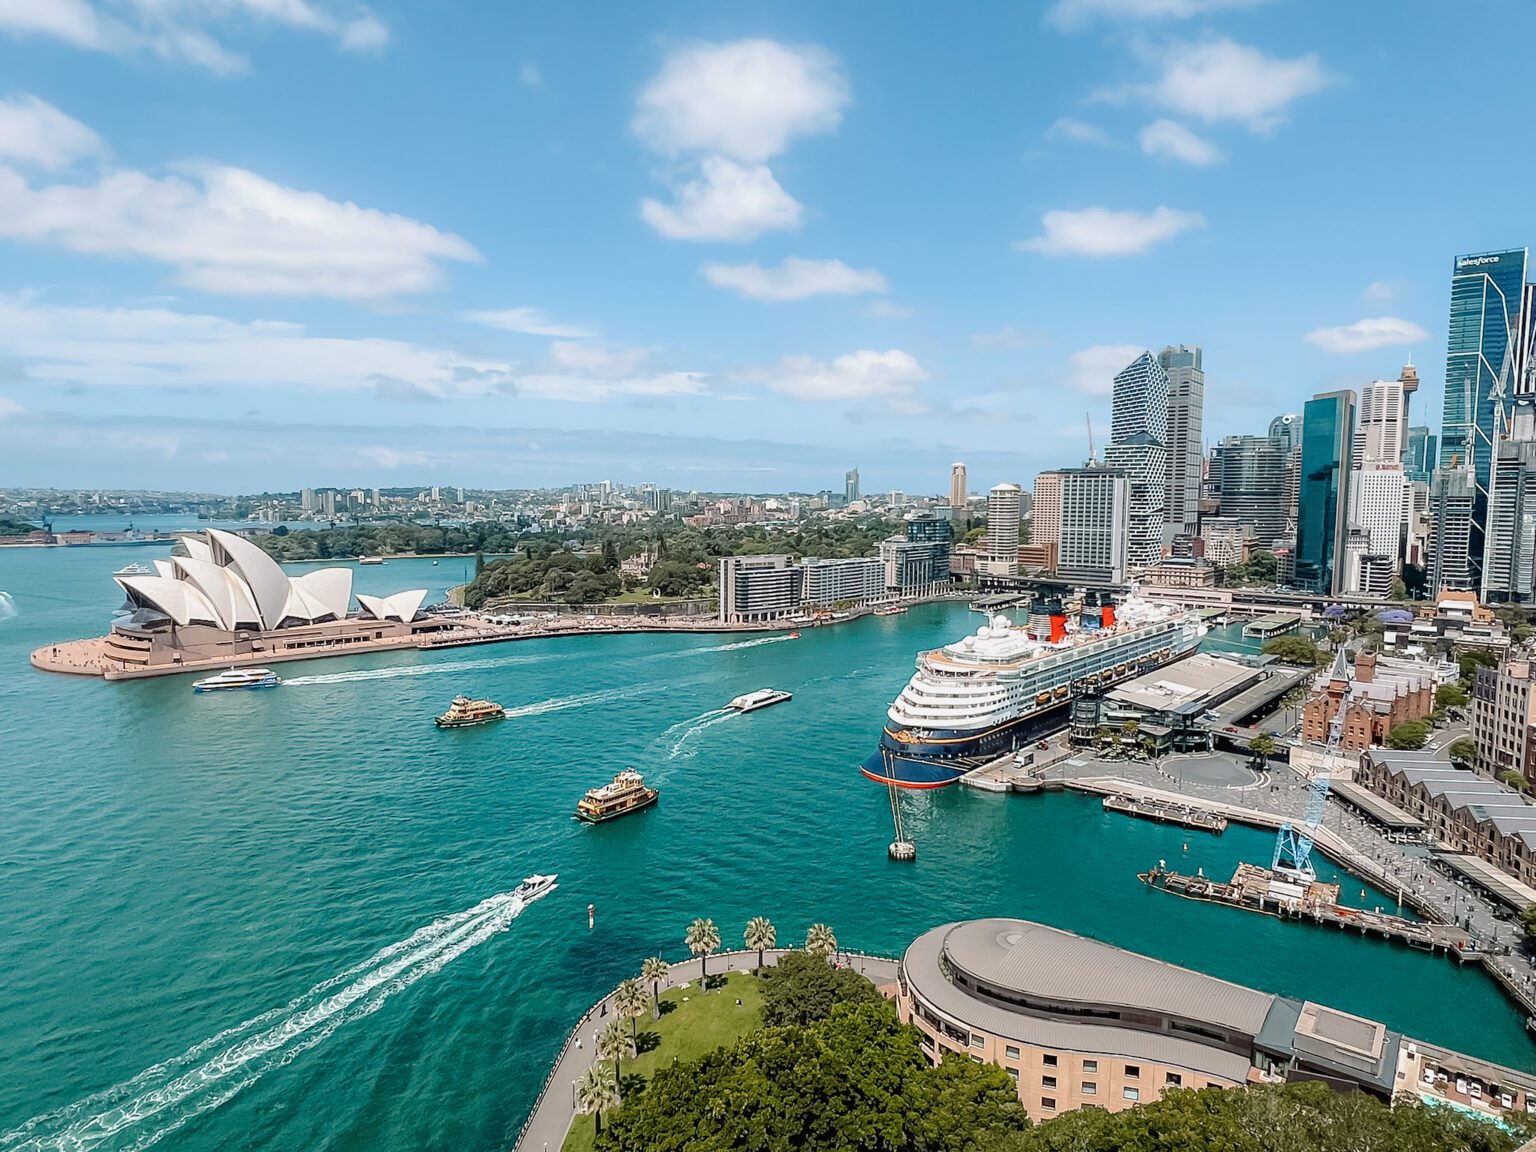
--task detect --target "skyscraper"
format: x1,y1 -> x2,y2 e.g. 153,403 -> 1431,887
1405,427 -> 1437,484
845,468 -> 860,504
1210,435 -> 1288,547
1353,378 -> 1406,467
949,462 -> 967,511
1158,344 -> 1204,542
1055,466 -> 1130,585
1483,441 -> 1536,602
1295,390 -> 1356,594
1346,463 -> 1408,593
984,483 -> 1022,577
1031,472 -> 1063,560
1430,465 -> 1476,592
1102,351 -> 1169,569
1397,361 -> 1420,457
1438,248 -> 1529,586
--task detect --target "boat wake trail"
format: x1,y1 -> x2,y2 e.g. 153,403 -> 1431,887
660,708 -> 733,759
502,684 -> 660,719
1,891 -> 533,1152
282,653 -> 543,686
0,591 -> 15,622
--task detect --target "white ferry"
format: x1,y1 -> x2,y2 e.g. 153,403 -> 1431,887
192,667 -> 281,692
728,688 -> 793,713
862,589 -> 1203,788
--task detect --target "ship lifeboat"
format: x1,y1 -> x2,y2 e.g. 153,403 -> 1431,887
1114,663 -> 1127,675
1053,686 -> 1069,699
1036,692 -> 1052,706
1098,670 -> 1114,682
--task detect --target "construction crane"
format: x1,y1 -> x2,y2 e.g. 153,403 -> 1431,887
1271,647 -> 1348,882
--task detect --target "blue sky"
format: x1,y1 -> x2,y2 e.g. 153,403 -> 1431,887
0,0 -> 1529,495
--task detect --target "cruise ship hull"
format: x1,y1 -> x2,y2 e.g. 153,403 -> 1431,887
860,704 -> 1070,788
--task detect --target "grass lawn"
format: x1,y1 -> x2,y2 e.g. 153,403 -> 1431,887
562,969 -> 764,1151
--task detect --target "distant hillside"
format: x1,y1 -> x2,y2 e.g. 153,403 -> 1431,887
0,518 -> 41,537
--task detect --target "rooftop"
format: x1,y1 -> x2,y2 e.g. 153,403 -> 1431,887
1106,652 -> 1264,716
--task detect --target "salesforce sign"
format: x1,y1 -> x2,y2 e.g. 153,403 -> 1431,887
1455,249 -> 1523,272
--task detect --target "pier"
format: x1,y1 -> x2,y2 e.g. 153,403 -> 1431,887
1141,862 -> 1472,956
1240,612 -> 1302,640
1103,793 -> 1226,833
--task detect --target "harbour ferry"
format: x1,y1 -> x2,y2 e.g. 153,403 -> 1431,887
192,667 -> 281,692
435,695 -> 506,728
862,589 -> 1204,788
113,561 -> 153,576
728,688 -> 792,713
575,769 -> 658,823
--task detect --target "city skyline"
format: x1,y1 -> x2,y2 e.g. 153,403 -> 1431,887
0,4 -> 1532,490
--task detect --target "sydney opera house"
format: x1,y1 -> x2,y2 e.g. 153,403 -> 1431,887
42,528 -> 453,679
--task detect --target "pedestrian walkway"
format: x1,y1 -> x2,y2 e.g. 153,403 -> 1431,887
512,947 -> 898,1152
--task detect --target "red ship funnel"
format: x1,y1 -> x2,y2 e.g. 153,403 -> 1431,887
1044,595 -> 1067,643
1100,598 -> 1117,629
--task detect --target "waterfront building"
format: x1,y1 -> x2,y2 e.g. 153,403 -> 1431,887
1102,352 -> 1169,569
1483,440 -> 1536,603
950,462 -> 968,512
1295,390 -> 1356,594
1470,654 -> 1536,784
800,556 -> 885,608
1429,465 -> 1477,592
1055,466 -> 1130,585
1030,472 -> 1062,572
1355,751 -> 1536,899
717,554 -> 803,623
1439,248 -> 1530,588
896,918 -> 1536,1123
845,468 -> 861,505
982,483 -> 1023,578
1302,649 -> 1439,754
1353,379 -> 1406,468
1406,426 -> 1437,485
881,515 -> 953,595
1159,344 -> 1204,542
1209,435 -> 1288,549
1070,652 -> 1270,753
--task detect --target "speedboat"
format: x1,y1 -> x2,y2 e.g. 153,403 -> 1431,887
513,874 -> 558,904
193,667 -> 281,692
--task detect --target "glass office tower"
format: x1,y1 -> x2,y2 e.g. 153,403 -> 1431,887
1295,390 -> 1357,594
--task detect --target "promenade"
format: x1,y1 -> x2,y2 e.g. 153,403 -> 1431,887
512,948 -> 899,1152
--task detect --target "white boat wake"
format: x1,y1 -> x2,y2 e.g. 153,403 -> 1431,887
660,708 -> 733,759
1,890 -> 540,1152
282,652 -> 544,686
682,635 -> 794,655
0,591 -> 15,622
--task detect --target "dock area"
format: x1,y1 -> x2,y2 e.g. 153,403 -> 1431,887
1103,793 -> 1226,833
1240,612 -> 1302,640
1141,862 -> 1472,956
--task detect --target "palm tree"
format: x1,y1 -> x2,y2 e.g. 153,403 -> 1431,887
805,922 -> 837,962
685,917 -> 720,987
598,1018 -> 633,1094
615,977 -> 648,1044
640,955 -> 668,1018
576,1062 -> 620,1137
744,916 -> 776,971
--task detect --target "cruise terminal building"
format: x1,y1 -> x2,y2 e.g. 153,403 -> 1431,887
897,918 -> 1536,1121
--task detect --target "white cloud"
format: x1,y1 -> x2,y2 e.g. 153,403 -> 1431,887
633,39 -> 848,164
1067,344 -> 1146,394
1364,280 -> 1399,301
972,326 -> 1048,351
1047,0 -> 1268,30
0,396 -> 25,420
1139,118 -> 1222,166
640,156 -> 802,242
1048,117 -> 1114,147
1148,39 -> 1330,130
547,341 -> 649,376
864,300 -> 914,319
749,348 -> 927,402
1018,206 -> 1204,257
0,163 -> 480,299
462,308 -> 594,339
1305,317 -> 1428,355
0,94 -> 102,170
0,0 -> 390,72
702,257 -> 887,302
0,297 -> 513,396
519,60 -> 542,87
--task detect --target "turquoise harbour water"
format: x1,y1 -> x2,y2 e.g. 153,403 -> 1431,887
0,544 -> 1532,1152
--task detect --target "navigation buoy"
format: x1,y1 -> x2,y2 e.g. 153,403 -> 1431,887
588,903 -> 595,929
888,840 -> 916,862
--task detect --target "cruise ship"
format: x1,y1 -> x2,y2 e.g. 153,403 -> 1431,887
861,590 -> 1204,788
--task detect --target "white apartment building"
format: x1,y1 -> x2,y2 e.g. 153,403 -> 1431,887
1347,463 -> 1408,595
982,483 -> 1022,577
1055,467 -> 1130,585
801,556 -> 885,607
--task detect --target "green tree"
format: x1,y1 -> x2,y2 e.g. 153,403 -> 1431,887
598,1019 -> 633,1094
1459,649 -> 1499,686
1448,737 -> 1479,766
743,916 -> 776,971
640,956 -> 668,1019
1262,635 -> 1322,666
759,950 -> 884,1028
1436,683 -> 1469,710
575,1062 -> 620,1137
1522,904 -> 1536,942
805,922 -> 837,961
1386,718 -> 1432,750
685,917 -> 720,986
1248,733 -> 1277,765
615,977 -> 648,1045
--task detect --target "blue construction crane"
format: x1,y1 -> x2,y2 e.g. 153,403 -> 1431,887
1272,647 -> 1349,882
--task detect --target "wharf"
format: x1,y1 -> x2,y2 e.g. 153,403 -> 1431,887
1103,793 -> 1226,833
959,745 -> 1075,793
1142,862 -> 1472,956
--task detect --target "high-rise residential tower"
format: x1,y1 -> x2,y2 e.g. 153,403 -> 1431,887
1031,472 -> 1062,558
1102,351 -> 1169,569
983,483 -> 1022,577
1158,344 -> 1204,542
845,468 -> 861,504
1437,248 -> 1529,587
1295,390 -> 1357,594
949,462 -> 967,511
